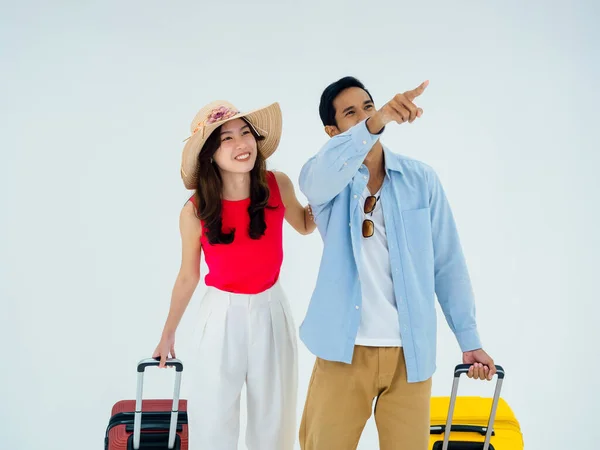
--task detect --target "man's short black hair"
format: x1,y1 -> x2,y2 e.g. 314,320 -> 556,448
319,76 -> 374,127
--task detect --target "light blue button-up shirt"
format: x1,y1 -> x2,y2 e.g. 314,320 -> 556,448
298,119 -> 482,383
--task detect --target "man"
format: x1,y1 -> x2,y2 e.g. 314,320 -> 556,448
297,76 -> 496,450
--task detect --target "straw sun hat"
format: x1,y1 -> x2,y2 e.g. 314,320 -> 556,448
180,100 -> 283,189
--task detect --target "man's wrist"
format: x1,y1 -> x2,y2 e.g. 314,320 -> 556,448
366,113 -> 386,135
455,328 -> 482,353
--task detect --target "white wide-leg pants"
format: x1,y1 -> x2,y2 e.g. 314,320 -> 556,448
187,280 -> 298,450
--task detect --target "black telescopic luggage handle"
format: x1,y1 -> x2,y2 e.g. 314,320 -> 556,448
454,364 -> 505,379
132,357 -> 184,450
439,364 -> 505,450
137,358 -> 184,372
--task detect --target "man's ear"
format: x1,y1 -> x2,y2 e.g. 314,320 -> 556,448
324,125 -> 340,138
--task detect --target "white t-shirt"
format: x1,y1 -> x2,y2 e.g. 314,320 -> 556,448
355,185 -> 402,347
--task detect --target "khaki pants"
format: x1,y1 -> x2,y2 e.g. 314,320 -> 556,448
299,346 -> 432,450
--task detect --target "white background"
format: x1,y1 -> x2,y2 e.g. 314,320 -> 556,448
1,1 -> 599,449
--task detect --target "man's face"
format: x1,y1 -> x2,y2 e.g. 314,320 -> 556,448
327,87 -> 376,136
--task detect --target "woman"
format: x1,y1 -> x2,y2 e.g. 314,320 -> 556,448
152,100 -> 316,450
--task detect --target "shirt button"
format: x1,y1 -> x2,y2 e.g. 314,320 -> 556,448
355,305 -> 360,310
354,195 -> 357,198
362,140 -> 367,145
344,162 -> 348,166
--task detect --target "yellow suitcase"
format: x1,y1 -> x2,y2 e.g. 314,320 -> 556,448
429,365 -> 524,450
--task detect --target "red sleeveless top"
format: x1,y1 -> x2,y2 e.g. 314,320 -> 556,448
190,171 -> 285,294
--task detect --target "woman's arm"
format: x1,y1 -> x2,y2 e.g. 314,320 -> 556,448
274,171 -> 317,235
154,200 -> 202,367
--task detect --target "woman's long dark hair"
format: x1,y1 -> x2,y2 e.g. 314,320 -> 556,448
193,118 -> 274,245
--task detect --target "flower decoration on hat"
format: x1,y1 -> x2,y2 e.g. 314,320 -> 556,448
190,105 -> 240,139
206,105 -> 239,124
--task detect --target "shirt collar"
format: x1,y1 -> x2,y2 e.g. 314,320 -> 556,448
382,145 -> 404,175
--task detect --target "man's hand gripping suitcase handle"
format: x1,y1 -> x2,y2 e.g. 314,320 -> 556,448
440,364 -> 505,450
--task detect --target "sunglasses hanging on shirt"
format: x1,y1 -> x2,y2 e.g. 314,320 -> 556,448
362,195 -> 380,238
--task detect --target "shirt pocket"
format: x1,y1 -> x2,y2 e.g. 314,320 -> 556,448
401,207 -> 434,266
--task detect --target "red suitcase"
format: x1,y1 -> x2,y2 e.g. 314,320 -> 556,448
105,358 -> 189,450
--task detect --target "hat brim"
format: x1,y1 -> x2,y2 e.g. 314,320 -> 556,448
180,102 -> 282,190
